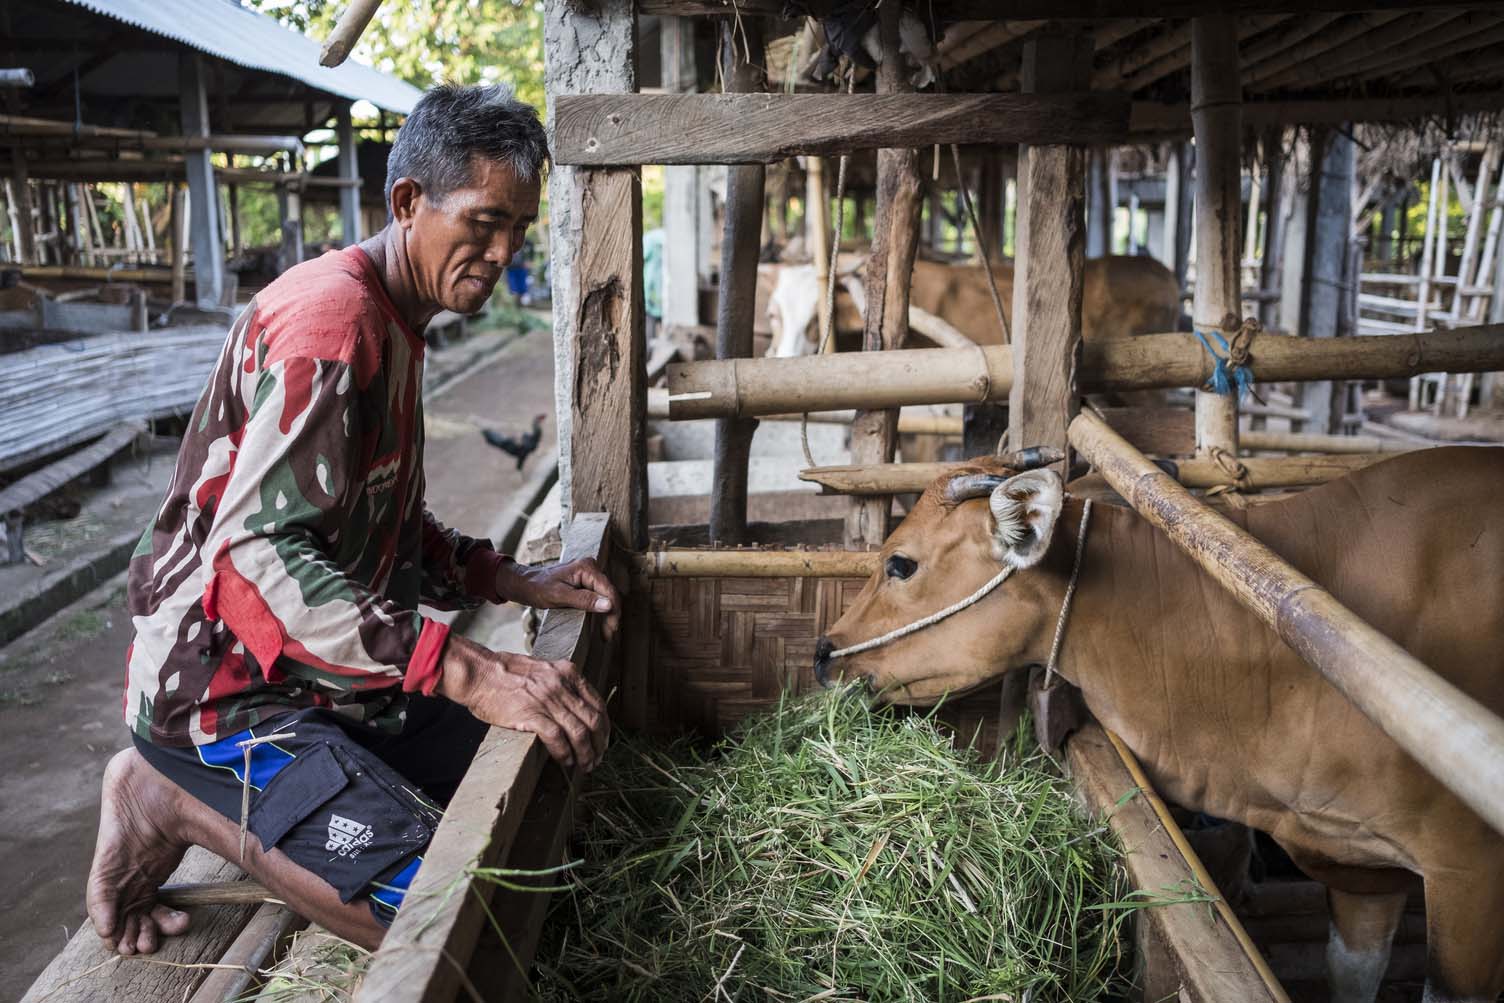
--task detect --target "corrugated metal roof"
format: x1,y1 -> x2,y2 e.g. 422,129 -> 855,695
59,0 -> 421,114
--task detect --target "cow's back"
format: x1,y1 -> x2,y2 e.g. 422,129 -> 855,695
1242,447 -> 1504,711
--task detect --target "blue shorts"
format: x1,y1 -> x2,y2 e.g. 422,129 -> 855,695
133,697 -> 486,924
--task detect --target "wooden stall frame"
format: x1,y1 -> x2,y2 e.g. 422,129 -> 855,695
352,513 -> 613,1003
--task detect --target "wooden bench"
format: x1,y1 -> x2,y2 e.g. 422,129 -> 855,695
0,423 -> 142,564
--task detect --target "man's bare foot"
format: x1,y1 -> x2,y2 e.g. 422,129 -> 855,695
85,749 -> 195,955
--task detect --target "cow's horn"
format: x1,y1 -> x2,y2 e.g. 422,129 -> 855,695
995,446 -> 1066,471
944,473 -> 1005,503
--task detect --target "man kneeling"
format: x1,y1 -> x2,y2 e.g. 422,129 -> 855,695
87,83 -> 616,955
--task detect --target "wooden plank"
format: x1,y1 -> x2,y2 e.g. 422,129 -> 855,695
353,513 -> 613,1003
0,424 -> 138,514
551,93 -> 1132,166
21,848 -> 259,1003
1099,405 -> 1195,455
1008,26 -> 1090,478
474,612 -> 615,997
1068,409 -> 1504,838
848,1 -> 923,549
1066,724 -> 1287,1003
567,169 -> 647,551
638,0 -> 1495,15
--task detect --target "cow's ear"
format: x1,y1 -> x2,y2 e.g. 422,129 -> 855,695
988,469 -> 1064,568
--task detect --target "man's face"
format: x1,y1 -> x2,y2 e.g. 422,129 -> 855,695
401,156 -> 541,315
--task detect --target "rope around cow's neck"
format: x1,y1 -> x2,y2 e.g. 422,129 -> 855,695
826,500 -> 1094,674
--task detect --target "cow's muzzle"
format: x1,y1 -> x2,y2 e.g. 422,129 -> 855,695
814,636 -> 835,688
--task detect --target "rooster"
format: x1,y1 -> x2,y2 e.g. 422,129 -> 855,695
482,414 -> 546,471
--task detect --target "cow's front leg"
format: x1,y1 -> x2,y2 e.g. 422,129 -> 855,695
1421,865 -> 1504,1003
1326,886 -> 1406,1003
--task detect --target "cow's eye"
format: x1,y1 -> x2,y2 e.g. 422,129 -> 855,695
885,554 -> 917,581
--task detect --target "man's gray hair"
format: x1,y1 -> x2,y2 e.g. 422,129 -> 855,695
384,84 -> 549,204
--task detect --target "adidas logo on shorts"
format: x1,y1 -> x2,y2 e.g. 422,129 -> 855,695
326,813 -> 375,857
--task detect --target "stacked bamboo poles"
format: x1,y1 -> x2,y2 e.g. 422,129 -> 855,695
1067,409 -> 1504,839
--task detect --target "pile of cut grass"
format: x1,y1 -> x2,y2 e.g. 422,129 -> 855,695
531,689 -> 1141,1003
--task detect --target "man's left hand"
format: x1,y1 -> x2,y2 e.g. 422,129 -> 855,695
500,558 -> 621,641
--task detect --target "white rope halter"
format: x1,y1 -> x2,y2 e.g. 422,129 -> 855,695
826,499 -> 1094,669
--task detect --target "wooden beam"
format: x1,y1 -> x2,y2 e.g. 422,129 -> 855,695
1009,26 -> 1091,485
1191,15 -> 1242,458
353,513 -> 612,1003
1257,11 -> 1473,90
1129,91 -> 1504,133
319,0 -> 384,67
1068,409 -> 1504,839
551,93 -> 1131,166
546,0 -> 645,550
0,112 -> 154,140
1240,429 -> 1428,454
665,325 -> 1504,419
7,154 -> 35,264
1240,12 -> 1408,87
710,19 -> 765,545
848,2 -> 923,548
1297,128 -> 1355,434
1122,14 -> 1289,92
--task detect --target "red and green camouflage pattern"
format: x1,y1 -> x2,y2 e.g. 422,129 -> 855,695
126,247 -> 508,746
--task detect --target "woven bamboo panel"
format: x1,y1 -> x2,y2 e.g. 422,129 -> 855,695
623,574 -> 1010,755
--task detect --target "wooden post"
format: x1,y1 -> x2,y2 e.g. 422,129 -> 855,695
1173,141 -> 1194,293
276,182 -> 303,274
224,155 -> 243,258
7,155 -> 35,264
1190,15 -> 1242,457
1007,25 -> 1090,471
1258,127 -> 1287,330
336,102 -> 362,244
709,18 -> 766,545
1162,142 -> 1183,273
545,0 -> 645,549
847,1 -> 923,548
1087,146 -> 1114,258
660,15 -> 701,330
979,154 -> 1005,260
1299,127 -> 1354,434
169,182 -> 188,303
179,52 -> 224,309
806,155 -> 833,351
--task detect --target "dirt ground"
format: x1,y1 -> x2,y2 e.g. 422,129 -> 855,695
0,319 -> 555,1000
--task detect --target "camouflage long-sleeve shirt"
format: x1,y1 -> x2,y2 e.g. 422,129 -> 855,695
126,246 -> 509,746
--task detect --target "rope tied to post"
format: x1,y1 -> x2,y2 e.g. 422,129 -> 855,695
1205,445 -> 1252,496
1194,314 -> 1259,402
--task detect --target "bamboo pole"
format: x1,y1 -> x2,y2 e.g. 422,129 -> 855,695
1190,15 -> 1242,457
0,113 -> 153,140
633,548 -> 879,578
1411,158 -> 1443,411
798,452 -> 1391,496
1240,430 -> 1428,455
320,0 -> 384,67
1068,409 -> 1504,839
666,325 -> 1504,419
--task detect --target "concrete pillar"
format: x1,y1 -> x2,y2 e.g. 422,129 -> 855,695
336,102 -> 362,244
179,52 -> 224,308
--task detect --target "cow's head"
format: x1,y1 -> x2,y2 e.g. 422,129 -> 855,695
766,265 -> 821,357
816,449 -> 1073,704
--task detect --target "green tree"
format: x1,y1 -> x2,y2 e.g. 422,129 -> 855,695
240,1 -> 546,107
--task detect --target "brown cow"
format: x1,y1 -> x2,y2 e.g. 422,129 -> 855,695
762,255 -> 1181,357
816,448 -> 1504,1003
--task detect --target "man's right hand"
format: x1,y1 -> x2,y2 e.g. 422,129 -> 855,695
436,634 -> 609,771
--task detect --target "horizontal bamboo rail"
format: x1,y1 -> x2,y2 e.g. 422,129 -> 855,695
666,324 -> 1504,420
646,386 -> 962,434
1068,410 -> 1504,838
799,453 -> 1388,495
1240,430 -> 1428,454
633,548 -> 879,578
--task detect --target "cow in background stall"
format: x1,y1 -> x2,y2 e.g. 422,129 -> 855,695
815,448 -> 1504,1003
763,255 -> 1182,358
